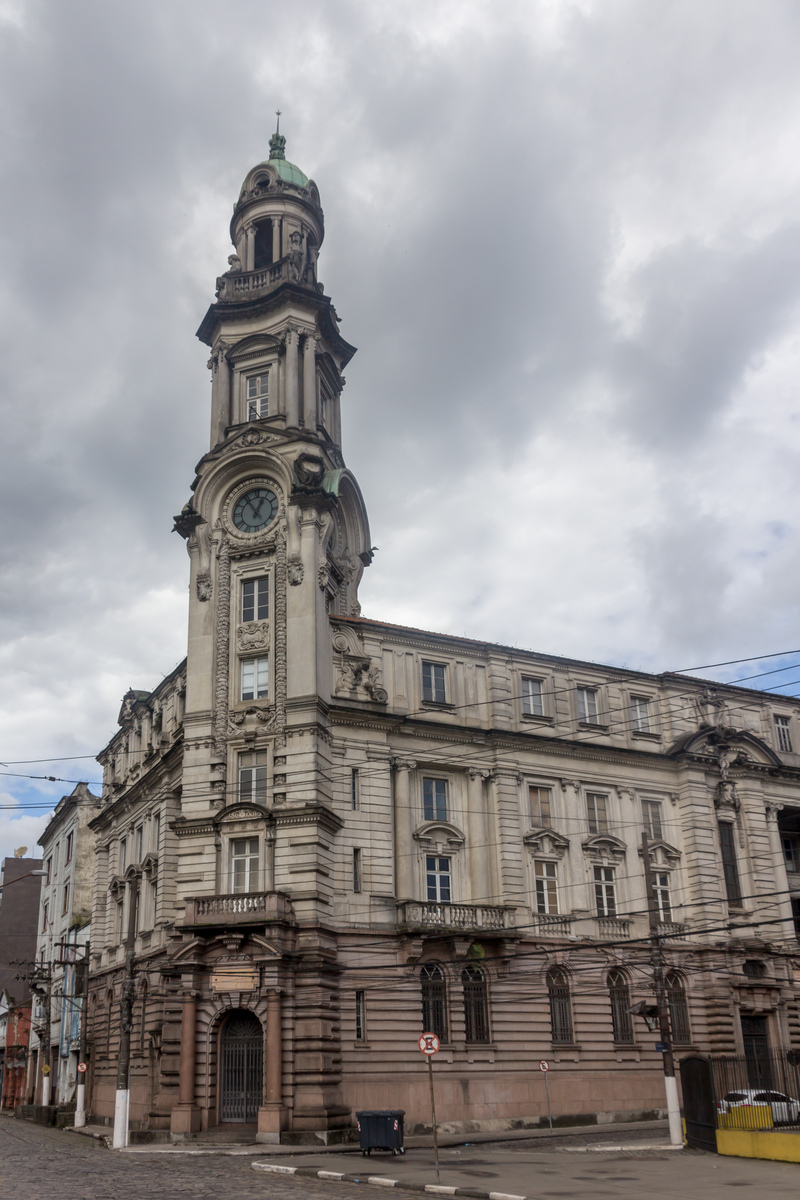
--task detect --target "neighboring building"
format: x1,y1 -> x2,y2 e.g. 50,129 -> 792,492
30,783 -> 97,1105
85,133 -> 800,1140
0,856 -> 43,1007
0,991 -> 31,1110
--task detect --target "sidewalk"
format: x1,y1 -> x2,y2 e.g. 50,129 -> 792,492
72,1118 -> 671,1155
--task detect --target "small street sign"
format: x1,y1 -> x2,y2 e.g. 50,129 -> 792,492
655,1042 -> 669,1052
77,1062 -> 87,1074
539,1060 -> 549,1072
41,1064 -> 50,1075
419,1032 -> 441,1055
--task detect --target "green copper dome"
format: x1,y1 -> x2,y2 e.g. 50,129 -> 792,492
264,129 -> 308,187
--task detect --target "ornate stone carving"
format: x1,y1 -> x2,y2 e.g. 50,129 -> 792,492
287,556 -> 304,585
392,757 -> 417,772
334,654 -> 388,704
523,828 -> 570,859
287,229 -> 306,282
172,502 -> 206,540
196,572 -> 212,602
237,621 -> 269,652
715,779 -> 740,813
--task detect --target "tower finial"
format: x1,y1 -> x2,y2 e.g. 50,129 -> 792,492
270,110 -> 286,160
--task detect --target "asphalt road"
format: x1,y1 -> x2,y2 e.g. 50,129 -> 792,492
2,1116 -> 800,1200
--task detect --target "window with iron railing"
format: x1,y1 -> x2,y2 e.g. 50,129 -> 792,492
462,965 -> 490,1043
547,967 -> 574,1045
607,969 -> 633,1044
420,964 -> 448,1043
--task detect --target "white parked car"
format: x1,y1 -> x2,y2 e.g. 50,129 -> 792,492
718,1088 -> 800,1126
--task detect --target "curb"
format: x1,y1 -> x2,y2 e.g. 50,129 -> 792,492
252,1161 -> 527,1199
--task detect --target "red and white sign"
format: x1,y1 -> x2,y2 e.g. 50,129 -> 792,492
419,1032 -> 441,1055
539,1060 -> 549,1073
77,1062 -> 87,1074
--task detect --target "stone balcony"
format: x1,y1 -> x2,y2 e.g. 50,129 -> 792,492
530,913 -> 573,937
597,916 -> 632,940
215,259 -> 319,303
397,900 -> 516,933
182,891 -> 294,927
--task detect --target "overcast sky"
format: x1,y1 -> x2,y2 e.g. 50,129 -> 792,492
2,0 -> 800,859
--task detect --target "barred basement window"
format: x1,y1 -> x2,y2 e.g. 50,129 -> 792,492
607,969 -> 633,1044
462,965 -> 490,1043
547,967 -> 574,1045
666,972 -> 691,1045
718,821 -> 742,906
420,964 -> 448,1043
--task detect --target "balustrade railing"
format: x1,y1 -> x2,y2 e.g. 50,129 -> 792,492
597,916 -> 631,939
183,891 -> 293,925
397,901 -> 515,931
531,913 -> 572,936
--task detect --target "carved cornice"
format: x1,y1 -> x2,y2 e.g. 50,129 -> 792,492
273,803 -> 344,836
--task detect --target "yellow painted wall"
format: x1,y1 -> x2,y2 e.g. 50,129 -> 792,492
717,1106 -> 773,1130
717,1128 -> 800,1163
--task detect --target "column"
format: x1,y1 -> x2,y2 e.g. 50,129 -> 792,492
766,803 -> 795,939
257,990 -> 283,1142
272,217 -> 281,263
393,759 -> 416,902
467,769 -> 491,905
244,224 -> 256,271
285,328 -> 299,427
302,334 -> 317,429
170,991 -> 201,1135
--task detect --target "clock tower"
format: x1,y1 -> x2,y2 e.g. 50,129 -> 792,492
169,128 -> 372,1138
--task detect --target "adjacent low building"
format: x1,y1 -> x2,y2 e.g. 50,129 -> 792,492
30,783 -> 97,1106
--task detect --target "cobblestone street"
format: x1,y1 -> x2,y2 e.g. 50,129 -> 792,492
3,1117 -> 800,1200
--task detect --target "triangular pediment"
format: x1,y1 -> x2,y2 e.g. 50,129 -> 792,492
639,838 -> 681,867
523,828 -> 570,859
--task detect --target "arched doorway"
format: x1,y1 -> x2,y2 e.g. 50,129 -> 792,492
219,1010 -> 263,1122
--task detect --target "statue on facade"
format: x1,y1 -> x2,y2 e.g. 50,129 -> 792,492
287,230 -> 306,282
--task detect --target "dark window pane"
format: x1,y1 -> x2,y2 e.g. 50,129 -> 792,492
421,965 -> 448,1042
462,966 -> 490,1043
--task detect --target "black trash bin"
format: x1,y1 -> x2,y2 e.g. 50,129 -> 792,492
355,1110 -> 405,1156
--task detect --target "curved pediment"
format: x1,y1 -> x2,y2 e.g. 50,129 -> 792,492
413,820 -> 466,851
582,834 -> 627,863
668,726 -> 782,768
213,802 -> 273,827
523,828 -> 570,859
227,333 -> 282,364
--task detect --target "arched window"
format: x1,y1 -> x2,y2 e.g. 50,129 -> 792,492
420,964 -> 448,1043
666,972 -> 691,1045
607,969 -> 633,1044
546,967 -> 574,1045
462,965 -> 490,1043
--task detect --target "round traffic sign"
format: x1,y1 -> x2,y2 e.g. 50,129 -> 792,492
539,1060 -> 549,1072
419,1032 -> 440,1055
77,1062 -> 87,1074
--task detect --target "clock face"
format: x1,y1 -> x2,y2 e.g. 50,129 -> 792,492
232,487 -> 279,533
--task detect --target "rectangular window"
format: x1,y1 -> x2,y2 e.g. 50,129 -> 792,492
586,792 -> 609,835
423,778 -> 448,822
135,825 -> 143,863
231,837 -> 260,894
719,821 -> 742,906
351,768 -> 359,810
529,785 -> 552,827
630,695 -> 652,733
53,843 -> 59,876
594,865 -> 616,917
246,372 -> 269,420
422,661 -> 447,704
775,715 -> 793,753
119,838 -> 127,872
241,656 -> 269,701
239,751 -> 268,804
152,812 -> 161,852
534,861 -> 558,914
642,799 -> 663,840
65,832 -> 73,864
522,677 -> 544,716
654,872 -> 672,921
242,577 -> 269,623
353,848 -> 362,893
355,990 -> 366,1041
62,883 -> 70,916
426,856 -> 451,903
41,902 -> 48,933
783,836 -> 797,873
45,856 -> 52,885
577,686 -> 599,724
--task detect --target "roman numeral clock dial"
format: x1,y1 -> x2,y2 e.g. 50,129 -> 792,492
232,487 -> 278,533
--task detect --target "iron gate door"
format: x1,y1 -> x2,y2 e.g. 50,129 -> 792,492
680,1055 -> 717,1153
220,1011 -> 263,1122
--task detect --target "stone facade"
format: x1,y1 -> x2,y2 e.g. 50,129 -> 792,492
85,135 -> 800,1140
